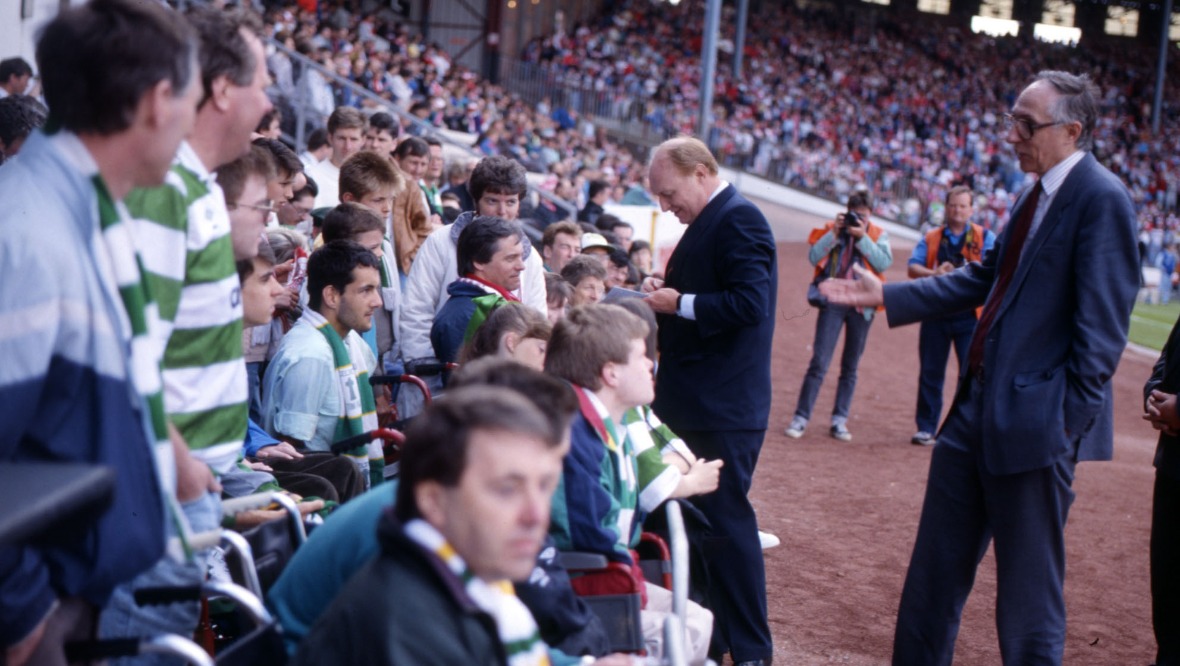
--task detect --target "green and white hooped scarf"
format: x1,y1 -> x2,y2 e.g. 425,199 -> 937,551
301,307 -> 384,488
92,174 -> 192,558
404,519 -> 550,666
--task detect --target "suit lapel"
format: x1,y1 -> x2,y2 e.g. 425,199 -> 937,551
666,185 -> 736,286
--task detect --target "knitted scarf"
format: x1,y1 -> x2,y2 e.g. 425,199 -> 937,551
301,307 -> 384,488
462,274 -> 521,303
454,276 -> 516,348
404,519 -> 550,666
92,174 -> 191,556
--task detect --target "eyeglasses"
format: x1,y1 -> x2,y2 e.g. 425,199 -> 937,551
1002,113 -> 1069,141
230,200 -> 276,215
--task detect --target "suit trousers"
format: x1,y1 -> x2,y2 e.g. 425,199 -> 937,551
893,376 -> 1077,666
914,313 -> 976,433
1153,470 -> 1180,665
794,304 -> 873,425
679,429 -> 773,662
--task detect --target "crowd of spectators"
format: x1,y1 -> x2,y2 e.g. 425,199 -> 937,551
517,0 -> 1180,230
258,2 -> 653,217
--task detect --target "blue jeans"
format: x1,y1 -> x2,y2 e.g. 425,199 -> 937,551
793,304 -> 874,425
914,313 -> 977,433
99,491 -> 223,665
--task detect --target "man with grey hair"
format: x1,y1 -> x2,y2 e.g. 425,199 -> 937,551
819,71 -> 1139,663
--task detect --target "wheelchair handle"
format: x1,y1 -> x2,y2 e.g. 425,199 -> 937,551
329,428 -> 404,455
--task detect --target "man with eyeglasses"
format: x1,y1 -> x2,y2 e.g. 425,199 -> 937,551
819,71 -> 1139,664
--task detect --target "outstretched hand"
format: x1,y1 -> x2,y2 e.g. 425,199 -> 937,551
818,264 -> 884,308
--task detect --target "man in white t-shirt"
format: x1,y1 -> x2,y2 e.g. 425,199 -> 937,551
305,106 -> 365,208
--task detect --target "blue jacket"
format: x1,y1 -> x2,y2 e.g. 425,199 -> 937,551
430,278 -> 503,363
0,131 -> 166,646
883,153 -> 1139,474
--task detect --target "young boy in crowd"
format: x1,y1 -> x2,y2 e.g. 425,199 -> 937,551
545,304 -> 717,663
335,151 -> 404,370
545,271 -> 572,324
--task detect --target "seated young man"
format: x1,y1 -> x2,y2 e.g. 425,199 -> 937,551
291,387 -> 570,665
545,304 -> 717,663
430,215 -> 526,363
262,241 -> 385,488
542,220 -> 582,274
320,197 -> 400,370
562,254 -> 607,307
234,241 -> 364,506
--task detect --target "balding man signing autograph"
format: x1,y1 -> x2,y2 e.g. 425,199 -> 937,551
642,136 -> 777,666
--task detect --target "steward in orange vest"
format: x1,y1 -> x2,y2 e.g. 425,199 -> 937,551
923,222 -> 986,271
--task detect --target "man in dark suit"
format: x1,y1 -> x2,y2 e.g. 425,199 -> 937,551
642,136 -> 777,665
820,71 -> 1139,663
1144,322 -> 1180,666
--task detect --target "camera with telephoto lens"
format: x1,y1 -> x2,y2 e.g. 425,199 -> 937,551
843,211 -> 862,229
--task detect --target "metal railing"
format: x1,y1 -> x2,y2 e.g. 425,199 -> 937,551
266,41 -> 577,220
502,57 -> 945,227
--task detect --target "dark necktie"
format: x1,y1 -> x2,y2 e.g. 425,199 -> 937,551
967,181 -> 1043,376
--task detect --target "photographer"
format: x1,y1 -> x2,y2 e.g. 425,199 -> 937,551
905,186 -> 995,446
785,191 -> 892,442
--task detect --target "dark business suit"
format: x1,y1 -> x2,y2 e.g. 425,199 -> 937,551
653,184 -> 777,662
1145,317 -> 1180,666
881,153 -> 1139,664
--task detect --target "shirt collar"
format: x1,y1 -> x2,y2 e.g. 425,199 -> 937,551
47,130 -> 100,179
1038,150 -> 1085,198
583,388 -> 611,422
707,180 -> 729,205
175,140 -> 214,184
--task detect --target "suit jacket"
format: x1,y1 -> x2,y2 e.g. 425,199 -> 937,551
883,153 -> 1139,475
1145,317 -> 1180,480
653,184 -> 778,432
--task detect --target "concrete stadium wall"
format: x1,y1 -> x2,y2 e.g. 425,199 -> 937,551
721,166 -> 922,244
0,0 -> 64,73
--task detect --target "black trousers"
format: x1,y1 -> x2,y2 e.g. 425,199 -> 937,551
263,452 -> 365,504
1154,470 -> 1180,666
678,428 -> 773,662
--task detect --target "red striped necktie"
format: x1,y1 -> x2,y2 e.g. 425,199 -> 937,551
967,181 -> 1043,376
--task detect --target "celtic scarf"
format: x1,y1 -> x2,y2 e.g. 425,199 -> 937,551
404,519 -> 550,666
575,387 -> 641,550
92,175 -> 192,556
301,307 -> 384,488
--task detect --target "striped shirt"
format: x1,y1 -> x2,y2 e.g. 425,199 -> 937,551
127,142 -> 247,474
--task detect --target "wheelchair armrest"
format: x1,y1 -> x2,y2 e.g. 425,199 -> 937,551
558,551 -> 610,571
